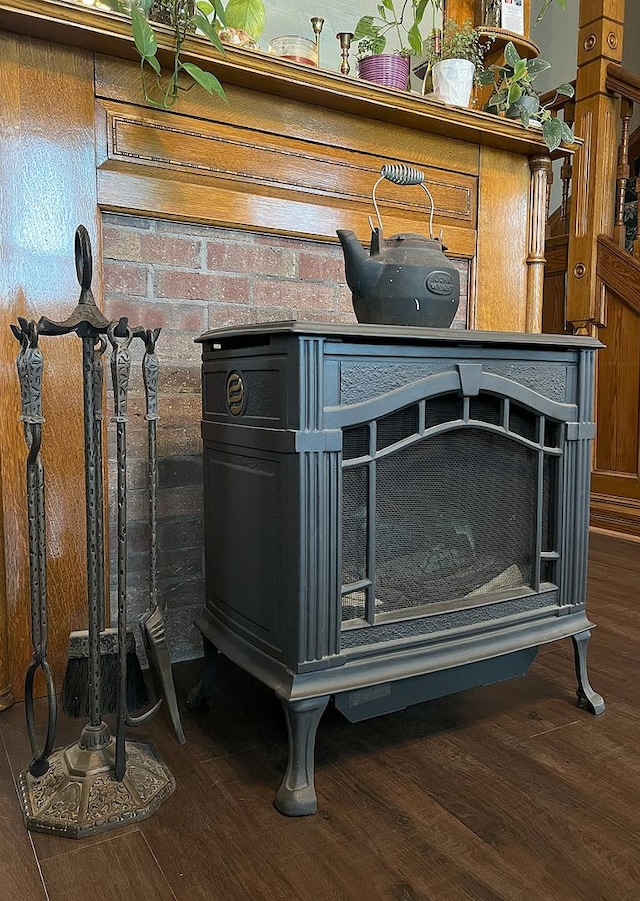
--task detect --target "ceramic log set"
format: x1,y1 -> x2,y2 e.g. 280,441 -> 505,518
337,164 -> 460,328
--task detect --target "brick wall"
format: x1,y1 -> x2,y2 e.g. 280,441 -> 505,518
102,213 -> 469,662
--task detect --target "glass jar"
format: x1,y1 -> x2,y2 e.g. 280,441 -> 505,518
268,35 -> 318,67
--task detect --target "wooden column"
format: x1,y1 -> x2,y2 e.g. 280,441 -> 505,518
0,441 -> 13,710
527,153 -> 552,332
0,33 -> 101,702
566,0 -> 625,331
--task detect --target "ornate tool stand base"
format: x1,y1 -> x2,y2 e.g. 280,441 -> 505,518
18,738 -> 174,838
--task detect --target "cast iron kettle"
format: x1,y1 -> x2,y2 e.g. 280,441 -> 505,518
337,164 -> 460,328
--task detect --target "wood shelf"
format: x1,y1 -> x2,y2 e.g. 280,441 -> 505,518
0,0 -> 566,158
478,27 -> 540,59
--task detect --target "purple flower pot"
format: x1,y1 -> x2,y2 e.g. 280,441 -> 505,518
357,54 -> 410,91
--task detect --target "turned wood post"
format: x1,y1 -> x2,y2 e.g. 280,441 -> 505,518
566,0 -> 625,332
527,154 -> 552,332
613,96 -> 633,247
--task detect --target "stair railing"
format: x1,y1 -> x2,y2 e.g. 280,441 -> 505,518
606,63 -> 640,258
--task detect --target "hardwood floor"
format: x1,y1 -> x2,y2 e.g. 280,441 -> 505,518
1,529 -> 638,901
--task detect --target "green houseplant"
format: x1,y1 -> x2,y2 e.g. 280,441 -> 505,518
353,0 -> 439,90
423,19 -> 494,107
130,0 -> 266,109
479,41 -> 575,151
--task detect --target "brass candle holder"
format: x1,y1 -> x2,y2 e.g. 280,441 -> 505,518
336,31 -> 354,76
310,17 -> 325,66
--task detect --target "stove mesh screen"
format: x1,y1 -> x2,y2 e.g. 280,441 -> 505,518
342,423 -> 542,617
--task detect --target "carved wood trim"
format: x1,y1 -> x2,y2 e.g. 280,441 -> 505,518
591,492 -> 640,539
104,106 -> 476,224
606,63 -> 640,105
596,234 -> 640,317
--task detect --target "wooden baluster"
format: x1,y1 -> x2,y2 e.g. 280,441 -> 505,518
614,97 -> 633,247
634,153 -> 640,259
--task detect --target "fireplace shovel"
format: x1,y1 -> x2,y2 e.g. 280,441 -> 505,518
140,328 -> 186,745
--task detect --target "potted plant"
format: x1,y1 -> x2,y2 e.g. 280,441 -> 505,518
423,19 -> 494,108
353,0 -> 437,91
129,0 -> 266,109
479,41 -> 575,151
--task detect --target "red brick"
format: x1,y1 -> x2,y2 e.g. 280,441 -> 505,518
207,242 -> 296,278
155,270 -> 250,303
143,331 -> 202,365
159,366 -> 202,396
336,286 -> 355,315
254,233 -> 300,249
157,486 -> 203,519
103,213 -> 151,231
206,304 -> 287,330
105,298 -> 206,333
157,425 -> 202,457
139,234 -> 200,268
103,227 -> 142,262
154,220 -> 254,242
103,262 -> 147,296
298,251 -> 346,285
254,278 -> 335,312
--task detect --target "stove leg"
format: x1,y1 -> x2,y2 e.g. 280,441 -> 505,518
275,695 -> 329,817
571,630 -> 605,715
186,636 -> 218,710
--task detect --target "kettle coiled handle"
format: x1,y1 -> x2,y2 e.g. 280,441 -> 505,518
370,164 -> 436,239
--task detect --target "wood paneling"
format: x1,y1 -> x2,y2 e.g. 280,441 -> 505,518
593,285 -> 640,476
0,33 -> 101,700
95,87 -> 478,254
475,147 -> 530,331
590,238 -> 640,533
542,273 -> 569,334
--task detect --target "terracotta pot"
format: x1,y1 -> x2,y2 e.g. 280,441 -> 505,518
357,54 -> 410,91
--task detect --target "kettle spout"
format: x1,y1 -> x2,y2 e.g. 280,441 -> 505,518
336,229 -> 380,300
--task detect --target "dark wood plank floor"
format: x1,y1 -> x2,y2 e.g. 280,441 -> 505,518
1,529 -> 639,901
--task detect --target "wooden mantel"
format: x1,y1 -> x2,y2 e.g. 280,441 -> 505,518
0,2 -> 572,703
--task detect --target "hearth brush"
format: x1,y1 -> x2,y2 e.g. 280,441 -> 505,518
139,327 -> 186,745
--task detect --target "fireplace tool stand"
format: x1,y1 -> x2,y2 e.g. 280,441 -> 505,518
14,226 -> 175,838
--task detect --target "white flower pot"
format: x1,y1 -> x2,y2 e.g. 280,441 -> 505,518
432,58 -> 475,108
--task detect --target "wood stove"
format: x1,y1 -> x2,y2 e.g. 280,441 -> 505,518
190,321 -> 604,816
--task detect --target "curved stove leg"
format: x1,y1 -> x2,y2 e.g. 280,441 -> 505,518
571,630 -> 605,715
275,695 -> 329,817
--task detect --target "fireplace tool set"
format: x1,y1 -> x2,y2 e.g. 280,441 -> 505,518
12,225 -> 182,837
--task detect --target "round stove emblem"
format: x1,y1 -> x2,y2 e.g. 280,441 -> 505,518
226,371 -> 246,416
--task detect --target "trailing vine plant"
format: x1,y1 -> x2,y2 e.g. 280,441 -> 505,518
130,0 -> 266,109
